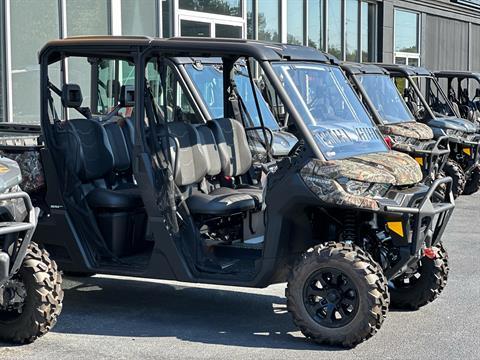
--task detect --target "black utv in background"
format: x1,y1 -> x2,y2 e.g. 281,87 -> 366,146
341,62 -> 450,187
378,64 -> 480,196
0,37 -> 455,347
434,71 -> 480,125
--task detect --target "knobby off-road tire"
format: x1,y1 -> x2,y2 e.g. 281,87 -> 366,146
443,159 -> 466,198
463,164 -> 480,195
389,243 -> 449,311
286,242 -> 390,348
0,242 -> 64,343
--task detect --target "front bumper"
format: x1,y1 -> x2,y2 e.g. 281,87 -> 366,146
395,136 -> 450,183
0,191 -> 37,287
377,177 -> 455,278
449,135 -> 480,175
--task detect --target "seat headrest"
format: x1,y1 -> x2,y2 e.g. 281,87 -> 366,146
62,84 -> 83,108
63,119 -> 114,182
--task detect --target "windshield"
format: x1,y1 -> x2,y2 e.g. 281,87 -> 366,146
358,74 -> 415,124
271,63 -> 387,160
184,62 -> 279,130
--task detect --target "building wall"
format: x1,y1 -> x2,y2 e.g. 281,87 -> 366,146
381,0 -> 480,71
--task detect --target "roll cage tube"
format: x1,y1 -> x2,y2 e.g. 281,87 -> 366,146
403,75 -> 437,121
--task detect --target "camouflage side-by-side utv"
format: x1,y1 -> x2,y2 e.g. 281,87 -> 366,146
434,71 -> 480,125
0,37 -> 455,348
0,153 -> 63,344
342,63 -> 450,188
378,64 -> 480,197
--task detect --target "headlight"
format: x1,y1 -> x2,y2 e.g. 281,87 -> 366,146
445,129 -> 463,137
337,178 -> 390,197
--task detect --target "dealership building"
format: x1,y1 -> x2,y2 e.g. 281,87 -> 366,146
0,0 -> 480,123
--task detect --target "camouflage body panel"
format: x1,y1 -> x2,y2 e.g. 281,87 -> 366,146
300,151 -> 422,210
300,160 -> 380,210
379,122 -> 433,140
0,150 -> 45,193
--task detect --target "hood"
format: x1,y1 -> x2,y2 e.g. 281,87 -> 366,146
310,151 -> 422,185
380,121 -> 433,140
428,117 -> 478,134
271,131 -> 298,156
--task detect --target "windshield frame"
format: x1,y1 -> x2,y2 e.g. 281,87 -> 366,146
351,73 -> 416,125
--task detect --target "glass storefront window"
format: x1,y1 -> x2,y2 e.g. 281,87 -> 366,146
287,0 -> 304,45
361,1 -> 376,62
11,0 -> 59,123
215,24 -> 243,38
345,0 -> 359,61
179,0 -> 242,17
247,0 -> 254,39
394,9 -> 419,53
121,0 -> 156,36
66,0 -> 109,36
308,0 -> 324,49
327,0 -> 342,59
258,0 -> 279,42
180,20 -> 211,37
163,0 -> 172,37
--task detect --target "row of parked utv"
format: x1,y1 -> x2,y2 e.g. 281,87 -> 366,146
0,36 -> 478,348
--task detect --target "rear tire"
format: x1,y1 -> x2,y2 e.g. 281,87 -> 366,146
463,164 -> 480,195
442,159 -> 466,198
389,243 -> 449,310
286,242 -> 389,348
0,242 -> 63,344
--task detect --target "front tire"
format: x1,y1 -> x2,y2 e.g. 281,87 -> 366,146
389,243 -> 449,310
463,164 -> 480,195
443,159 -> 466,198
0,242 -> 64,344
286,242 -> 389,348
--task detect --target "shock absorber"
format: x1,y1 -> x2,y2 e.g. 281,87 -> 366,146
343,211 -> 357,243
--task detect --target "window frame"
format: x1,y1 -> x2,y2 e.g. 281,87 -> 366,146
393,7 -> 421,66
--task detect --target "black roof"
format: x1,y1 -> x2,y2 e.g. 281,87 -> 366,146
340,62 -> 389,76
434,70 -> 480,80
39,36 -> 338,65
375,63 -> 432,77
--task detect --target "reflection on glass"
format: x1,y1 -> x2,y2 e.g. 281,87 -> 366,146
328,0 -> 342,59
247,0 -> 254,39
272,63 -> 387,160
359,75 -> 415,124
11,0 -> 59,123
394,10 -> 419,53
408,58 -> 419,67
184,62 -> 279,129
122,0 -> 156,36
258,0 -> 280,42
345,0 -> 359,61
67,0 -> 109,36
181,20 -> 211,37
215,24 -> 243,38
308,0 -> 324,49
287,0 -> 304,45
179,0 -> 242,17
361,1 -> 376,62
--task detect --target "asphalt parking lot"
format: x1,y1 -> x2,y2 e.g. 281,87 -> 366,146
1,193 -> 479,360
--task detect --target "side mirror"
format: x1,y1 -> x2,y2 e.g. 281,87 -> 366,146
119,85 -> 135,107
106,79 -> 120,99
61,84 -> 83,108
